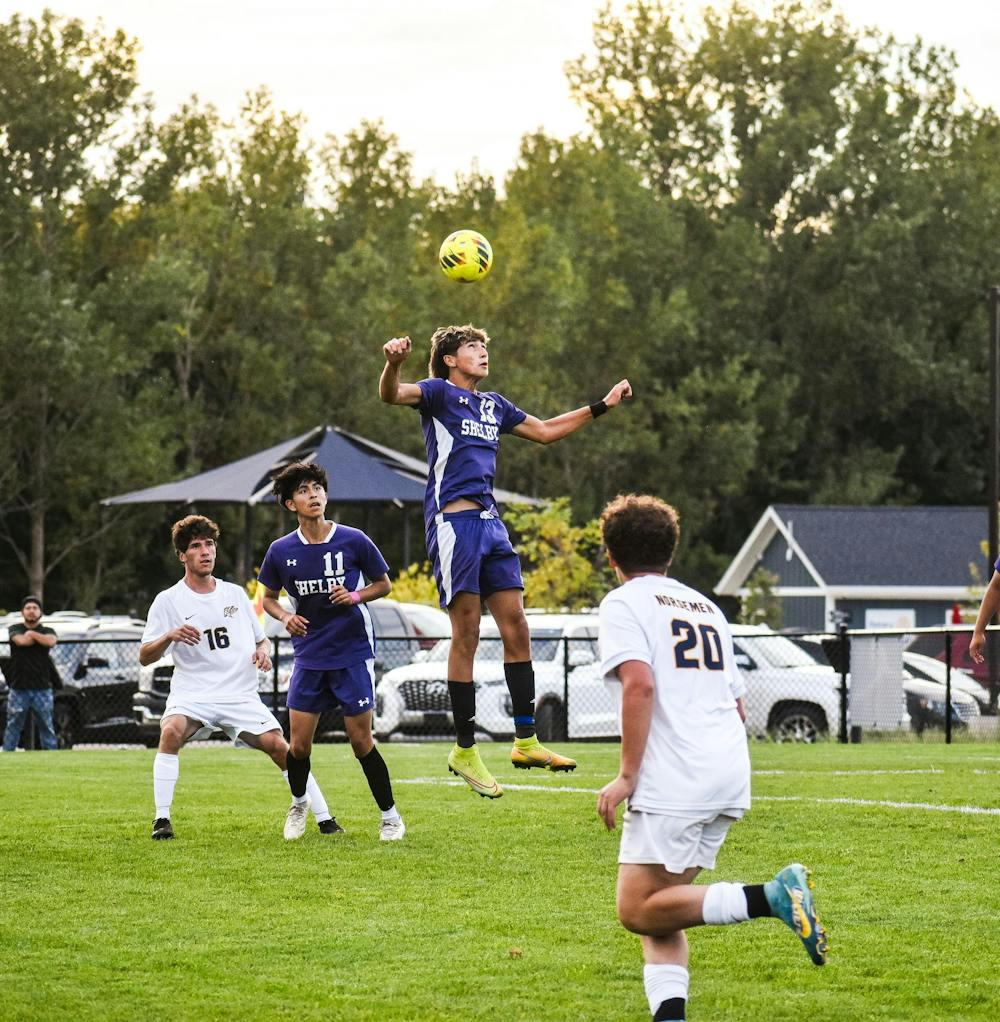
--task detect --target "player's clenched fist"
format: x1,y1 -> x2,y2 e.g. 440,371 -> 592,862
603,379 -> 633,408
384,336 -> 412,364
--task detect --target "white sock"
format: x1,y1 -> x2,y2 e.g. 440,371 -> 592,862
305,772 -> 331,823
153,752 -> 179,818
281,769 -> 315,810
380,805 -> 401,822
701,881 -> 751,925
643,964 -> 689,1016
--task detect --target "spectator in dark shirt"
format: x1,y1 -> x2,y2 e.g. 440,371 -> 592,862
3,597 -> 59,751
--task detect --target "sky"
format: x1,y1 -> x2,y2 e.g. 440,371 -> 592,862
4,0 -> 1000,184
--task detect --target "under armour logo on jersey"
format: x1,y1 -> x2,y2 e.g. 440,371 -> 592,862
458,396 -> 470,405
358,697 -> 370,706
223,605 -> 238,618
286,558 -> 297,566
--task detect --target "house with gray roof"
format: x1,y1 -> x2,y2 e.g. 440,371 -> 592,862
715,505 -> 991,631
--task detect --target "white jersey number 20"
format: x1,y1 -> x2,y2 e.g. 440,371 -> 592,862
671,619 -> 724,671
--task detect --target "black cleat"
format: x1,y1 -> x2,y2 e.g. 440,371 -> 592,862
318,817 -> 346,835
152,817 -> 174,840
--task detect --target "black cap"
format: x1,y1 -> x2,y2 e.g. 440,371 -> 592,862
21,595 -> 42,611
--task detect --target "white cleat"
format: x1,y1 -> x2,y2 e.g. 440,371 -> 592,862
284,797 -> 311,840
379,817 -> 406,842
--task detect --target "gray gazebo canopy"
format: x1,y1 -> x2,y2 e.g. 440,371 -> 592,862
102,424 -> 539,575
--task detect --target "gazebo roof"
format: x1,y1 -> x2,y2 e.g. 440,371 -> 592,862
101,424 -> 539,508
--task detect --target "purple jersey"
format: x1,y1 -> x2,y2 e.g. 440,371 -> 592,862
258,523 -> 390,669
414,377 -> 527,527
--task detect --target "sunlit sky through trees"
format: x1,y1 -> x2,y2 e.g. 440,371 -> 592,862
4,0 -> 998,184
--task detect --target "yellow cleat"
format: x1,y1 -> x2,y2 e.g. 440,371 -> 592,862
511,736 -> 577,772
448,744 -> 503,799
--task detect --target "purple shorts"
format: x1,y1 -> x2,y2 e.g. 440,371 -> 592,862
427,507 -> 524,608
287,659 -> 375,716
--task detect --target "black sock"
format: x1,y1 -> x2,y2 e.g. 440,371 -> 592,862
653,998 -> 686,1021
504,661 -> 536,738
448,681 -> 477,748
358,746 -> 394,811
286,750 -> 310,799
744,884 -> 773,918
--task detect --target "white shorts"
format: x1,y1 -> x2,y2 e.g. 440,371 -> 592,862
618,809 -> 742,873
163,695 -> 282,747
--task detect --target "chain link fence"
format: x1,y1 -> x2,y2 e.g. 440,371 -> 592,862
735,627 -> 997,743
4,625 -> 998,748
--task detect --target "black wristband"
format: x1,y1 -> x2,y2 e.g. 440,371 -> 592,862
590,400 -> 608,418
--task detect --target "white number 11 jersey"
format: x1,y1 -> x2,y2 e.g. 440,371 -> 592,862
599,574 -> 751,817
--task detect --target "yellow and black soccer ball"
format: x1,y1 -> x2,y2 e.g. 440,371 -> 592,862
438,229 -> 493,283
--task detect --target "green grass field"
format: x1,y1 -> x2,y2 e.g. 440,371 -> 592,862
3,740 -> 1000,1021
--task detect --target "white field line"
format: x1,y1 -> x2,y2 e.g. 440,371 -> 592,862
397,777 -> 1000,815
753,768 -> 944,776
756,795 -> 1000,816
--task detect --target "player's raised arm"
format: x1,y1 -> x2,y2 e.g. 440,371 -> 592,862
512,379 -> 632,445
380,336 -> 423,406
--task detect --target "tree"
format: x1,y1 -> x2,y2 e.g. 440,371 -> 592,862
504,500 -> 613,609
738,567 -> 782,629
0,12 -> 152,601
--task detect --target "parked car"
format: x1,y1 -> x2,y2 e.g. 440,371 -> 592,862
0,617 -> 146,748
395,602 -> 451,649
134,598 -> 425,745
901,651 -> 989,710
375,612 -> 599,740
728,627 -> 847,741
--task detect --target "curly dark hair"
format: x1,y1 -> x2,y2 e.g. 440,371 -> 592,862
271,460 -> 328,509
171,514 -> 220,554
427,324 -> 490,379
600,494 -> 680,574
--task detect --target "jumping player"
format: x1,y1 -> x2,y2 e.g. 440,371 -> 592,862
379,324 -> 631,797
258,461 -> 405,841
595,494 -> 826,1021
140,515 -> 340,841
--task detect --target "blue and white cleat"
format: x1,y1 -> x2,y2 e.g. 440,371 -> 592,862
764,863 -> 827,965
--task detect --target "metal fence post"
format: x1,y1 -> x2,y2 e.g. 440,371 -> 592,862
944,631 -> 953,745
273,637 -> 285,738
562,637 -> 570,728
838,624 -> 849,744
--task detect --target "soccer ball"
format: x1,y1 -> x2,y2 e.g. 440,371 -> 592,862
439,229 -> 493,283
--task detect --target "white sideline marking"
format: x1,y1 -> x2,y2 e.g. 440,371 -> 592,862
398,777 -> 1000,815
757,795 -> 1000,816
754,768 -> 945,776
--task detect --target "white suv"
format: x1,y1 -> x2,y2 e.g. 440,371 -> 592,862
374,612 -> 599,741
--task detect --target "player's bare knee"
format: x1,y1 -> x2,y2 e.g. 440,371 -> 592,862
618,900 -> 681,937
500,617 -> 530,659
262,737 -> 287,768
351,735 -> 374,758
158,718 -> 186,753
289,737 -> 312,759
617,902 -> 654,935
